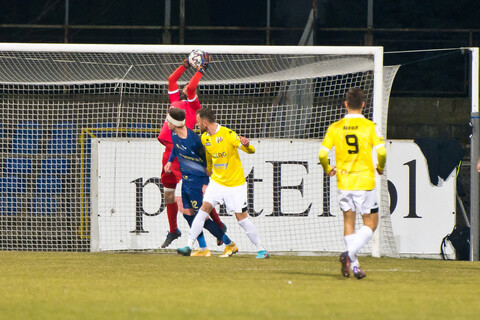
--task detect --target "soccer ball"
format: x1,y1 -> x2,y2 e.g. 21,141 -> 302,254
188,50 -> 204,69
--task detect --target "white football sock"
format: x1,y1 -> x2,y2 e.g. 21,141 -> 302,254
187,238 -> 195,249
348,226 -> 373,268
344,233 -> 357,264
187,209 -> 209,247
238,218 -> 265,251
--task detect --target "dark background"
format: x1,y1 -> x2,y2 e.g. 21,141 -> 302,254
1,0 -> 480,96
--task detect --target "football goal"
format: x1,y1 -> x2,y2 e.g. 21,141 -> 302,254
0,43 -> 399,256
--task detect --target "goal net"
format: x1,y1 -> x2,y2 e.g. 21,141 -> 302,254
0,44 -> 399,257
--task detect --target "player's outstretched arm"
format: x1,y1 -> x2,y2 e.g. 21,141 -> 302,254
239,136 -> 255,153
186,51 -> 211,100
197,52 -> 211,74
186,73 -> 202,101
181,56 -> 191,69
168,53 -> 191,92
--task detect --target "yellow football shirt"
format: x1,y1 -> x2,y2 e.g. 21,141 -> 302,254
318,114 -> 386,190
201,125 -> 255,187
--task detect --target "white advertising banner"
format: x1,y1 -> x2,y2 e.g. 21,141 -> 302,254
90,138 -> 339,253
91,138 -> 455,257
386,140 -> 455,257
90,139 -> 166,252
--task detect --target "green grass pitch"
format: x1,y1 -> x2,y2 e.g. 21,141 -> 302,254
1,251 -> 480,319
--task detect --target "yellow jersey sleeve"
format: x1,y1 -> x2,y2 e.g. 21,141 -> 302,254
319,127 -> 335,173
321,126 -> 335,150
224,130 -> 255,153
240,144 -> 255,153
226,130 -> 241,148
371,124 -> 386,171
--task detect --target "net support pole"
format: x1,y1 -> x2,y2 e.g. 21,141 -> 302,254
470,47 -> 479,261
372,47 -> 384,258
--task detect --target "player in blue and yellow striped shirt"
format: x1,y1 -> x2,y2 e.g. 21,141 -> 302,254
319,87 -> 386,279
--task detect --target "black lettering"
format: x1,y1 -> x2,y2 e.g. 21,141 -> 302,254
320,163 -> 334,217
387,180 -> 397,214
404,160 -> 421,218
266,161 -> 312,217
246,167 -> 264,217
130,177 -> 164,233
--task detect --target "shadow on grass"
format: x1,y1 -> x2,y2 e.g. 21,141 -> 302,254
278,270 -> 341,280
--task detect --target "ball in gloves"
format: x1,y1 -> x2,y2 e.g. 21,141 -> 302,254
188,50 -> 205,69
188,50 -> 211,69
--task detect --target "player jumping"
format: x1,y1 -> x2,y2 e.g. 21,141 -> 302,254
157,51 -> 226,248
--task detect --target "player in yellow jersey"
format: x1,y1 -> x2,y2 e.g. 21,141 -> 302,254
318,87 -> 386,279
177,107 -> 269,258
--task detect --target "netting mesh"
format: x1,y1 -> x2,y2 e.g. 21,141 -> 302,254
0,47 -> 398,256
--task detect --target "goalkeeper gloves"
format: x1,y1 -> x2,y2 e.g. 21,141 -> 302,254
197,52 -> 211,74
182,58 -> 190,69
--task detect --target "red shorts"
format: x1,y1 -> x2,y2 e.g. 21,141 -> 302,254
161,149 -> 182,188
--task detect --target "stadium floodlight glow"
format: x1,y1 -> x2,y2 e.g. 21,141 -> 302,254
0,43 -> 398,257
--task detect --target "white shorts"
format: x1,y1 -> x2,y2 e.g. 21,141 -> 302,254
164,180 -> 183,196
175,180 -> 182,197
203,180 -> 248,214
338,189 -> 378,215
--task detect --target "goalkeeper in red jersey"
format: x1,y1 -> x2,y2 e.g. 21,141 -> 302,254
158,51 -> 225,248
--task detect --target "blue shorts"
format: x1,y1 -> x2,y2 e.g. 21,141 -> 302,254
181,175 -> 209,213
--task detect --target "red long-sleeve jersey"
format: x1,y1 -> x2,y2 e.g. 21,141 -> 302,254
157,66 -> 203,148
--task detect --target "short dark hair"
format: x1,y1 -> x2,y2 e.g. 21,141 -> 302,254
196,107 -> 215,123
345,87 -> 365,110
168,107 -> 186,121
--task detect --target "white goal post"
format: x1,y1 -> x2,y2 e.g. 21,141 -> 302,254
467,47 -> 479,261
0,43 -> 399,256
